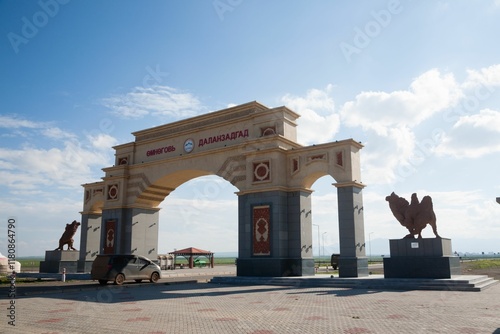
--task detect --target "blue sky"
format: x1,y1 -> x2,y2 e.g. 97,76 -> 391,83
0,0 -> 499,258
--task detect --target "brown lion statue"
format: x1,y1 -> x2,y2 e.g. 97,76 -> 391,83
55,220 -> 81,251
385,192 -> 440,239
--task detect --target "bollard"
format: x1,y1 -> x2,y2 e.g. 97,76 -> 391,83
62,268 -> 66,282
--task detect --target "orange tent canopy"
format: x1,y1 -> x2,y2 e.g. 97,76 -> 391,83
168,247 -> 214,268
169,247 -> 213,256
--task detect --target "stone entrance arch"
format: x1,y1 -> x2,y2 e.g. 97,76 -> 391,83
79,101 -> 368,277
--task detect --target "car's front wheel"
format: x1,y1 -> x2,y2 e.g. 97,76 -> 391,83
114,273 -> 125,285
150,272 -> 160,283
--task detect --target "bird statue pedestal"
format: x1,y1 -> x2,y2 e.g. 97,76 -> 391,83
383,238 -> 461,278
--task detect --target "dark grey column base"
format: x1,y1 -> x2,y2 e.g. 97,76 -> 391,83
77,260 -> 94,273
39,261 -> 78,273
384,256 -> 461,279
236,258 -> 315,277
338,257 -> 369,277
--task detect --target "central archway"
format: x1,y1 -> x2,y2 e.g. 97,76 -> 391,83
158,175 -> 239,255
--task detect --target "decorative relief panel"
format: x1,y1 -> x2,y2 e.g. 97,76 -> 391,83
260,126 -> 276,137
85,187 -> 104,203
253,205 -> 271,256
217,155 -> 247,185
104,219 -> 116,254
306,153 -> 327,165
253,161 -> 271,182
291,157 -> 300,174
118,156 -> 128,165
336,151 -> 344,167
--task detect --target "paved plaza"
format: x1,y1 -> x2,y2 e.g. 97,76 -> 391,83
2,269 -> 500,334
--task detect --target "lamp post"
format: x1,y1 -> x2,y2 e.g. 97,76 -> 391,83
322,232 -> 327,269
313,224 -> 320,261
368,232 -> 374,263
322,232 -> 327,260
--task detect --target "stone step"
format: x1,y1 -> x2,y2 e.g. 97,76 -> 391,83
210,275 -> 499,292
470,277 -> 499,291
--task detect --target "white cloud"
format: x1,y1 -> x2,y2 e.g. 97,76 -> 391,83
0,115 -> 77,141
435,108 -> 500,158
455,108 -> 500,131
0,115 -> 45,129
87,133 -> 119,151
341,69 -> 462,136
101,85 -> 203,120
0,141 -> 110,190
339,66 -> 499,185
281,84 -> 340,145
442,64 -> 500,123
0,115 -> 117,191
361,126 -> 418,185
41,127 -> 77,140
462,64 -> 500,89
427,190 -> 500,239
277,70 -> 467,185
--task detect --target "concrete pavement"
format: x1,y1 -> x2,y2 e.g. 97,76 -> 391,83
2,266 -> 500,333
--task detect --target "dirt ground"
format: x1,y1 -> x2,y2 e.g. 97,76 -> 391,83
461,261 -> 500,280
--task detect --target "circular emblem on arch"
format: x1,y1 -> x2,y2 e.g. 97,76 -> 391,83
253,161 -> 270,182
183,138 -> 194,153
107,184 -> 119,200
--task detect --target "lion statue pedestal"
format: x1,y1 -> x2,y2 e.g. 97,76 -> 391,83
39,250 -> 80,273
39,220 -> 81,273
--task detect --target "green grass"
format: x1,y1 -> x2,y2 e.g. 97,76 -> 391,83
174,257 -> 235,265
1,275 -> 35,284
466,259 -> 500,270
214,257 -> 236,265
19,259 -> 41,266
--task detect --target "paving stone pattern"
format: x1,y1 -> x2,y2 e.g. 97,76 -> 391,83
3,282 -> 500,333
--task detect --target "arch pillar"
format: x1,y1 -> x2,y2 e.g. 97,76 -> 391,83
236,189 -> 315,277
98,207 -> 160,258
77,213 -> 102,272
334,182 -> 369,277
